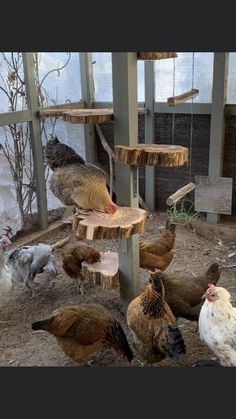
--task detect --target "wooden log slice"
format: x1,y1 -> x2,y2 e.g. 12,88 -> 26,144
81,251 -> 119,290
137,52 -> 177,60
62,109 -> 113,124
115,144 -> 188,167
73,207 -> 147,240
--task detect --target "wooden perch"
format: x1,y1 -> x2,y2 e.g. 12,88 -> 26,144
166,183 -> 195,206
115,144 -> 188,167
73,207 -> 147,240
62,109 -> 113,124
137,52 -> 177,60
167,89 -> 199,107
81,251 -> 119,290
39,106 -> 146,119
51,236 -> 70,250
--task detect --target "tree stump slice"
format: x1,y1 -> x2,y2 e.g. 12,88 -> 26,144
115,144 -> 188,167
73,207 -> 147,240
62,109 -> 113,124
81,251 -> 119,290
137,52 -> 177,60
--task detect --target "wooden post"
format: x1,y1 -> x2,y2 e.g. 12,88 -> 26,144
207,53 -> 229,224
145,61 -> 156,210
79,53 -> 97,163
22,53 -> 48,230
112,53 -> 140,311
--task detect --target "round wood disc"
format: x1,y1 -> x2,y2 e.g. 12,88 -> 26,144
81,251 -> 119,290
73,207 -> 147,240
62,109 -> 113,124
137,52 -> 177,60
115,144 -> 188,167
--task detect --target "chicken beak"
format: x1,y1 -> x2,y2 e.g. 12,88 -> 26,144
201,293 -> 206,300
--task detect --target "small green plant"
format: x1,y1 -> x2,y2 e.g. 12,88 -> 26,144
167,199 -> 199,225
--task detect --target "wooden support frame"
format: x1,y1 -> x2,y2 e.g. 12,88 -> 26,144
112,53 -> 141,310
207,53 -> 229,224
22,53 -> 48,230
144,61 -> 156,211
79,52 -> 97,163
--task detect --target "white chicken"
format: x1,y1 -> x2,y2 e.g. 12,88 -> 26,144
198,283 -> 236,366
5,243 -> 57,296
0,235 -> 13,294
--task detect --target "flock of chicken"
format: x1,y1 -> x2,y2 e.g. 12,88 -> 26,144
1,136 -> 236,367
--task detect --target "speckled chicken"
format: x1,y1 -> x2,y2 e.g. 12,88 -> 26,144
61,240 -> 101,295
139,219 -> 176,271
45,137 -> 117,214
32,304 -> 133,365
127,274 -> 186,365
198,284 -> 236,366
151,263 -> 220,321
6,243 -> 57,295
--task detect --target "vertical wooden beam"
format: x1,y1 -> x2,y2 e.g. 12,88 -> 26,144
79,52 -> 97,163
112,53 -> 140,311
145,61 -> 156,210
207,53 -> 229,224
22,53 -> 48,230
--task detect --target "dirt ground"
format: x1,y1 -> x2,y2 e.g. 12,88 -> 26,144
1,211 -> 236,367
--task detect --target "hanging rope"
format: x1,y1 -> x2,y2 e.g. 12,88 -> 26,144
189,52 -> 195,182
171,56 -> 176,144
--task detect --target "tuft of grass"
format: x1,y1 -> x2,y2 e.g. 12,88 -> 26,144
167,200 -> 199,225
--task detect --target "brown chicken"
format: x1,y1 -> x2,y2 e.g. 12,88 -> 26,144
127,274 -> 186,365
139,219 -> 176,271
45,137 -> 117,214
149,262 -> 221,321
62,241 -> 101,295
32,304 -> 133,365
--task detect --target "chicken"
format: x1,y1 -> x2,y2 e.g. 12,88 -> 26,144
127,274 -> 186,365
149,263 -> 220,321
198,284 -> 236,367
139,219 -> 176,271
0,235 -> 13,294
32,304 -> 133,365
61,240 -> 101,295
45,137 -> 117,214
6,243 -> 57,296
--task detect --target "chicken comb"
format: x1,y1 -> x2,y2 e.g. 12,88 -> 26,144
208,283 -> 216,291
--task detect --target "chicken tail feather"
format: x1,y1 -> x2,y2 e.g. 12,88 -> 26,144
112,323 -> 134,363
167,325 -> 186,359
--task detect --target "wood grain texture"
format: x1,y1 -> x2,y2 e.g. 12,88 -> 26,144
62,109 -> 113,124
73,207 -> 147,240
137,52 -> 177,60
166,183 -> 195,206
81,251 -> 119,290
115,144 -> 188,167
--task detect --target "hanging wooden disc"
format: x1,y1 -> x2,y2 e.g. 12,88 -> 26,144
81,251 -> 119,291
62,109 -> 114,124
137,52 -> 177,60
73,207 -> 147,240
115,144 -> 188,167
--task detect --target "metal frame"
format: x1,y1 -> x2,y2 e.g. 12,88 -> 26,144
112,53 -> 140,310
144,61 -> 156,210
207,53 -> 229,224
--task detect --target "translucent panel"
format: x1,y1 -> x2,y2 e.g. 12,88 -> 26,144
155,52 -> 214,103
227,52 -> 236,103
38,52 -> 82,105
93,52 -> 145,102
0,52 -> 26,113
